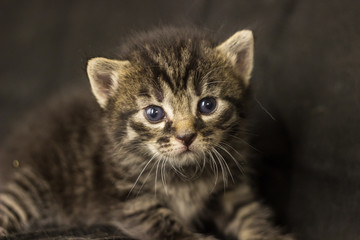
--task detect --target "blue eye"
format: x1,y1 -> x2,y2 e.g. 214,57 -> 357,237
145,105 -> 165,123
198,97 -> 217,115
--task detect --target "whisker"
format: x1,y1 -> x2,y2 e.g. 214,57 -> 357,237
207,150 -> 219,192
211,148 -> 227,191
154,157 -> 162,196
220,141 -> 245,158
228,134 -> 260,152
161,158 -> 168,195
193,154 -> 202,175
127,153 -> 158,197
200,151 -> 207,173
168,157 -> 188,179
218,142 -> 245,175
213,147 -> 234,184
136,155 -> 159,196
255,97 -> 276,121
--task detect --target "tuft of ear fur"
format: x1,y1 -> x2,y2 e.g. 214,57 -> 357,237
216,30 -> 254,86
87,57 -> 130,108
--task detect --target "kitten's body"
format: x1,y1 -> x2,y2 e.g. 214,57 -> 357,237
0,27 -> 292,240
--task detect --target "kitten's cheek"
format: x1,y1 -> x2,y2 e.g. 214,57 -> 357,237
147,143 -> 161,156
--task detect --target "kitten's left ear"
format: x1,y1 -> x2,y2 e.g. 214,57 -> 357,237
216,30 -> 254,86
87,57 -> 130,108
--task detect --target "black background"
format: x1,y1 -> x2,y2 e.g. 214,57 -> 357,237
1,1 -> 360,239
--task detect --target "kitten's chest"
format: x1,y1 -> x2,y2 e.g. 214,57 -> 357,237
165,181 -> 211,225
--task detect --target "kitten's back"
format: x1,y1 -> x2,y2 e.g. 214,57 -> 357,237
0,89 -> 102,190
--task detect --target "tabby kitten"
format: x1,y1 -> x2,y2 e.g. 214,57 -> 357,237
0,27 -> 292,240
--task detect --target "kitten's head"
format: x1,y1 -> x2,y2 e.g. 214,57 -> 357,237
87,27 -> 253,168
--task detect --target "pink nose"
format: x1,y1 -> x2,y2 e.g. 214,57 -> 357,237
175,133 -> 197,147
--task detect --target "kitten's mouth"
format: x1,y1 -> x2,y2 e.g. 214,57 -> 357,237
176,147 -> 200,161
163,146 -> 193,159
179,144 -> 197,154
159,144 -> 201,165
160,146 -> 203,168
179,148 -> 192,155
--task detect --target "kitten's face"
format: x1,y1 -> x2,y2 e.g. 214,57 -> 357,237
128,64 -> 242,167
87,28 -> 253,168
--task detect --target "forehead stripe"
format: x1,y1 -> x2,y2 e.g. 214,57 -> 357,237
140,50 -> 175,92
180,52 -> 197,91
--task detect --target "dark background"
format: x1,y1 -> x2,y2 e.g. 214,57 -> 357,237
1,1 -> 360,240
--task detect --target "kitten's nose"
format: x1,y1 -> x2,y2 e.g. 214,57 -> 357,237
175,132 -> 197,147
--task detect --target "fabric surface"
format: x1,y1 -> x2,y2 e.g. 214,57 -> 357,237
1,1 -> 359,239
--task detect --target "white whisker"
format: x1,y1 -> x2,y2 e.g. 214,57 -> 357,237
201,151 -> 207,173
255,97 -> 276,121
228,134 -> 259,152
136,156 -> 159,196
211,149 -> 227,191
161,157 -> 168,195
154,157 -> 162,196
127,153 -> 158,197
207,150 -> 219,193
194,154 -> 202,175
213,147 -> 234,184
218,142 -> 245,175
168,157 -> 188,179
207,151 -> 219,192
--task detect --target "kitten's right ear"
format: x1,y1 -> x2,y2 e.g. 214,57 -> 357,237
87,57 -> 130,108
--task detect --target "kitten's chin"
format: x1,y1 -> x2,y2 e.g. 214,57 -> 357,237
167,150 -> 204,168
155,142 -> 206,167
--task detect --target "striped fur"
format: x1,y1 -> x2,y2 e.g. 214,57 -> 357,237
0,27 -> 293,239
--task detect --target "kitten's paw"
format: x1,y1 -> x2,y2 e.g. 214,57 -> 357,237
0,227 -> 8,236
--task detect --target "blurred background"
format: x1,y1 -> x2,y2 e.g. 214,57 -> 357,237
1,1 -> 360,239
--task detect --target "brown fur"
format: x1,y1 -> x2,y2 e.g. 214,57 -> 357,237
0,27 -> 292,240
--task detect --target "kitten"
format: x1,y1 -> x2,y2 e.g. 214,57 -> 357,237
0,27 -> 292,240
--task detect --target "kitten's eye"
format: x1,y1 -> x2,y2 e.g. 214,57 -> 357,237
198,97 -> 217,115
144,105 -> 165,123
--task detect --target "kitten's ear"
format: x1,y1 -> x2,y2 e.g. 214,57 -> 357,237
87,57 -> 130,108
216,30 -> 254,86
